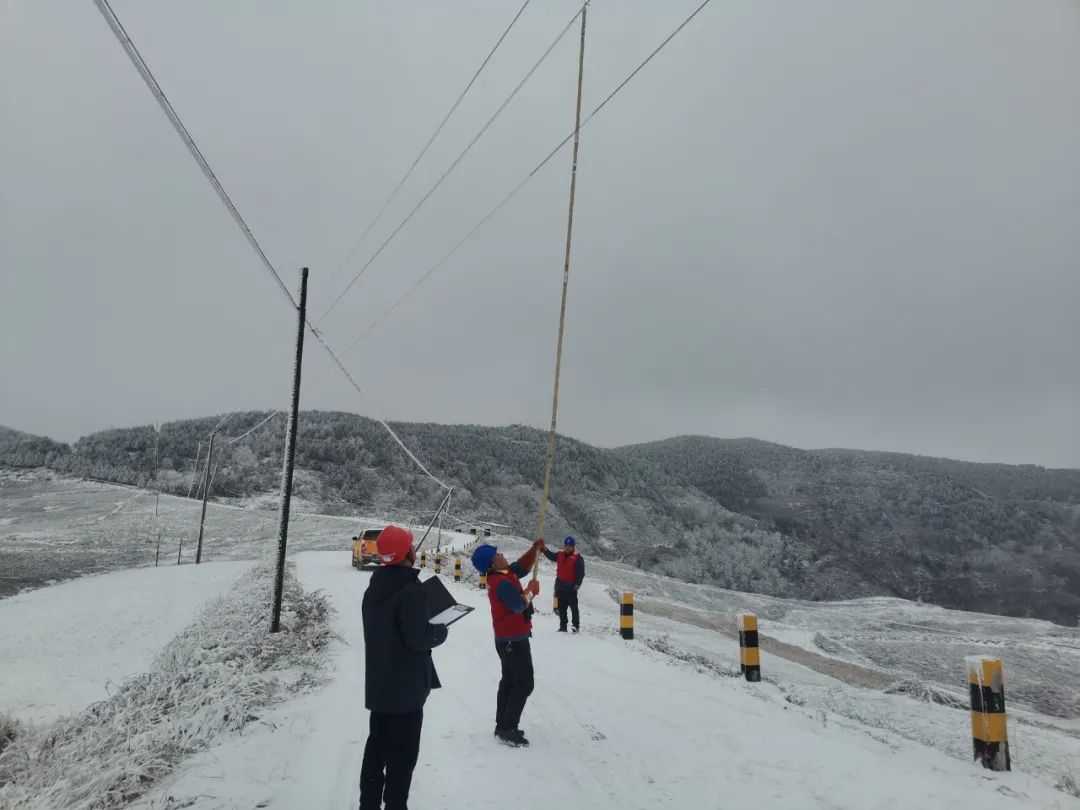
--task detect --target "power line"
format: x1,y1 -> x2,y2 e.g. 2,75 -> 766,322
332,0 -> 717,361
303,323 -> 452,489
90,0 -> 450,494
321,0 -> 533,301
317,2 -> 588,325
227,410 -> 284,445
92,0 -> 714,494
211,410 -> 239,434
90,0 -> 296,309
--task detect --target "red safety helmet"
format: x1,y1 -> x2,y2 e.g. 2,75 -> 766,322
377,525 -> 414,565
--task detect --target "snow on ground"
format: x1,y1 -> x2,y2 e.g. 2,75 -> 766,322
133,552 -> 1077,809
621,589 -> 1080,794
5,473 -> 1080,804
0,561 -> 253,724
578,551 -> 1080,721
0,563 -> 334,810
0,469 -> 480,598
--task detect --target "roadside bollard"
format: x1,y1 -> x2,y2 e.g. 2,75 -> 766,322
420,551 -> 426,568
454,558 -> 462,582
554,594 -> 559,615
435,553 -> 442,575
967,656 -> 1010,771
738,612 -> 761,682
479,572 -> 487,589
620,592 -> 634,640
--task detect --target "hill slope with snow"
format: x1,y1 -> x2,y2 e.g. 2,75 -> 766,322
5,409 -> 1079,624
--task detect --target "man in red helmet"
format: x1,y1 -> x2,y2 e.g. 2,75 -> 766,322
360,525 -> 448,810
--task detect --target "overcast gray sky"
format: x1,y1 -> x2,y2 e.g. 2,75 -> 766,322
2,0 -> 1078,468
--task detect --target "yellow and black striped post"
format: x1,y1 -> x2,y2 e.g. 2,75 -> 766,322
620,592 -> 634,640
420,551 -> 426,568
454,558 -> 462,582
738,612 -> 761,682
967,656 -> 1010,771
434,553 -> 442,575
479,572 -> 487,589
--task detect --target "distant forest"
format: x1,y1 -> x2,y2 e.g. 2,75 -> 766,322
3,414 -> 1078,626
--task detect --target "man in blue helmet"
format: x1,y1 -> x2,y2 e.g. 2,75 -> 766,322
542,536 -> 585,633
471,539 -> 545,746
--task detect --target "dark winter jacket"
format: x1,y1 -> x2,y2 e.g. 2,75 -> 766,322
363,565 -> 448,714
542,548 -> 585,594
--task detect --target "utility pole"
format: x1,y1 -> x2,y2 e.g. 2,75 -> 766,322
154,491 -> 162,566
271,268 -> 308,633
195,432 -> 215,564
437,500 -> 444,549
153,424 -> 162,566
187,439 -> 203,499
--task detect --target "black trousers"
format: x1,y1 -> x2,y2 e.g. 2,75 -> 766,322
359,709 -> 423,810
495,638 -> 534,732
557,588 -> 580,630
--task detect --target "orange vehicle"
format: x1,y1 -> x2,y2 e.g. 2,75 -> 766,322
351,528 -> 382,569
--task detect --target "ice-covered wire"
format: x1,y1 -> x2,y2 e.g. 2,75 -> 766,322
227,410 -> 284,445
317,2 -> 588,324
91,0 -> 449,493
211,410 -> 239,433
331,0 -> 717,357
322,0 -> 534,300
304,323 -> 452,491
90,0 -> 296,309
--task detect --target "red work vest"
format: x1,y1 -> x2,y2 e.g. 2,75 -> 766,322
556,551 -> 579,585
486,569 -> 532,639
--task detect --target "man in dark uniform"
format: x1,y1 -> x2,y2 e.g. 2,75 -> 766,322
360,525 -> 448,810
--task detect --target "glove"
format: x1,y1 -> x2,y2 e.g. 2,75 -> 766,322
526,579 -> 540,597
533,538 -> 546,551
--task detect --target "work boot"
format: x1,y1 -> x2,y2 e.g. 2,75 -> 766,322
496,728 -> 529,747
557,626 -> 568,633
572,626 -> 580,633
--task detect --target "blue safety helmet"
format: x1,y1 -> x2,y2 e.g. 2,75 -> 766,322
471,543 -> 498,573
564,536 -> 576,547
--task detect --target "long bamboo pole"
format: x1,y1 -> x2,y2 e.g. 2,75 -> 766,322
534,3 -> 588,579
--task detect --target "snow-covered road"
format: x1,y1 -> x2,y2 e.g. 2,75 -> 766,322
134,550 -> 1073,809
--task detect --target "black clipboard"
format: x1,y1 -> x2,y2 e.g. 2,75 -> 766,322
422,575 -> 475,627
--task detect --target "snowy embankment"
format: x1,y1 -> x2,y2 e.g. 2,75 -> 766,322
0,563 -> 334,810
0,561 -> 253,724
131,551 -> 1075,809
